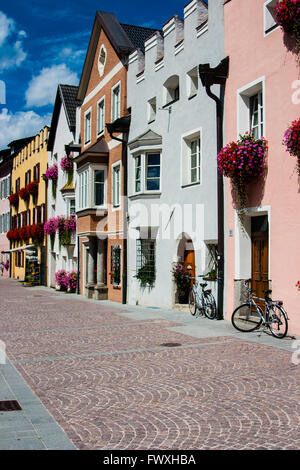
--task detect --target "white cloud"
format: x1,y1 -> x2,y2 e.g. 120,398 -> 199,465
25,63 -> 79,108
0,11 -> 15,47
0,108 -> 51,149
0,11 -> 27,72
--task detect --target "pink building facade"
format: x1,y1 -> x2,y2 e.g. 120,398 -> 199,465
0,149 -> 12,277
224,0 -> 300,335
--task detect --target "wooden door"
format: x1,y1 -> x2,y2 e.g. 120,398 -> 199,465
184,250 -> 195,287
251,229 -> 269,306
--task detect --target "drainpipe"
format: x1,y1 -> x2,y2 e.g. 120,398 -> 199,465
199,57 -> 229,320
106,117 -> 130,304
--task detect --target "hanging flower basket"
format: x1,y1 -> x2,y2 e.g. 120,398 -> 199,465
18,187 -> 30,202
217,132 -> 268,213
9,193 -> 19,207
19,226 -> 31,242
275,0 -> 300,53
60,156 -> 74,185
54,214 -> 77,246
45,163 -> 58,181
30,223 -> 44,244
26,181 -> 39,200
44,218 -> 58,250
282,118 -> 300,174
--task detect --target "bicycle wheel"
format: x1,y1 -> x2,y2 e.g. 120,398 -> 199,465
204,293 -> 217,320
189,290 -> 197,316
231,303 -> 263,332
268,304 -> 288,338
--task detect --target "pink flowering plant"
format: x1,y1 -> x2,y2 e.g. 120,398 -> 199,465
45,163 -> 58,181
56,214 -> 77,246
282,118 -> 300,174
55,270 -> 78,292
60,155 -> 73,172
217,132 -> 268,211
44,217 -> 58,250
171,264 -> 191,296
275,0 -> 300,54
67,271 -> 78,292
55,270 -> 68,290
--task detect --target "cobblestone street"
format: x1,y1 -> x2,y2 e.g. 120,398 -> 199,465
0,278 -> 299,450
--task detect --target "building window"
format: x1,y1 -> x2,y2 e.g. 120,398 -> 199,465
250,92 -> 264,139
94,169 -> 105,206
238,79 -> 265,138
111,245 -> 121,286
146,154 -> 160,191
147,97 -> 157,123
98,45 -> 107,76
112,164 -> 121,207
111,83 -> 120,121
136,238 -> 156,287
33,164 -> 40,182
187,67 -> 198,99
135,156 -> 142,193
25,170 -> 31,186
84,110 -> 91,145
69,198 -> 76,216
264,0 -> 278,35
15,177 -> 20,194
78,168 -> 89,210
182,130 -> 201,187
97,98 -> 105,136
163,75 -> 180,106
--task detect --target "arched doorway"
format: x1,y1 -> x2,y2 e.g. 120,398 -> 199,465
175,234 -> 195,303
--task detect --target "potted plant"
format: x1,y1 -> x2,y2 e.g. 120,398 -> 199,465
204,269 -> 217,281
44,217 -> 58,250
67,271 -> 78,293
18,187 -> 30,203
218,132 -> 268,216
45,163 -> 58,198
9,193 -> 19,208
172,264 -> 191,304
60,155 -> 74,185
275,0 -> 300,53
134,261 -> 155,288
282,118 -> 300,174
55,269 -> 68,291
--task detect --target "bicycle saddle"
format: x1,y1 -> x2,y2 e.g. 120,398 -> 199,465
200,283 -> 208,288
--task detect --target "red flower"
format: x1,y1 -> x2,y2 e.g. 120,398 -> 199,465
18,187 -> 30,201
30,223 -> 44,242
26,181 -> 39,196
9,193 -> 19,206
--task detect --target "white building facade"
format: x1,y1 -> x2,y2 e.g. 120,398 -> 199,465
47,85 -> 80,288
127,0 -> 226,308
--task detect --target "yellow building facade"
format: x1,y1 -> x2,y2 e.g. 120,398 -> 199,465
10,127 -> 49,284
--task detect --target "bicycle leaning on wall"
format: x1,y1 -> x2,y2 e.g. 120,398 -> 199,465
188,275 -> 216,320
231,279 -> 289,339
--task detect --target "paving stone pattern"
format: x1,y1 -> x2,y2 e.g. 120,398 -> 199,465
0,279 -> 300,450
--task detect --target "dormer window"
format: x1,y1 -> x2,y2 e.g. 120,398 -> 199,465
98,45 -> 107,76
163,75 -> 180,107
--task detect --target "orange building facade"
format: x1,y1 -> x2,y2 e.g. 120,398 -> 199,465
75,12 -> 156,302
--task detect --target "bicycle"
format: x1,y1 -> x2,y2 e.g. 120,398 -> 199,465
231,279 -> 288,338
188,275 -> 217,320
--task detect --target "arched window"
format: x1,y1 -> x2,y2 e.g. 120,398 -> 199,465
98,45 -> 107,76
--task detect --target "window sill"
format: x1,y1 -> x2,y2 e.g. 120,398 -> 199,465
162,99 -> 179,109
129,192 -> 161,200
181,181 -> 201,189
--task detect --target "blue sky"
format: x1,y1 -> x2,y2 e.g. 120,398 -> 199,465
0,0 -> 201,149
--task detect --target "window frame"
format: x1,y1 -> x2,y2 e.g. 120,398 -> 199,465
181,128 -> 202,187
131,148 -> 162,196
264,0 -> 279,36
84,107 -> 92,146
111,81 -> 121,122
97,96 -> 105,137
112,161 -> 121,209
237,77 -> 266,139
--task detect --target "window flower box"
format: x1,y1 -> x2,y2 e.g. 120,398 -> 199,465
275,0 -> 300,53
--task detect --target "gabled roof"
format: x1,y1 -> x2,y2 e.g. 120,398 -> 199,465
77,11 -> 157,101
48,84 -> 79,152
